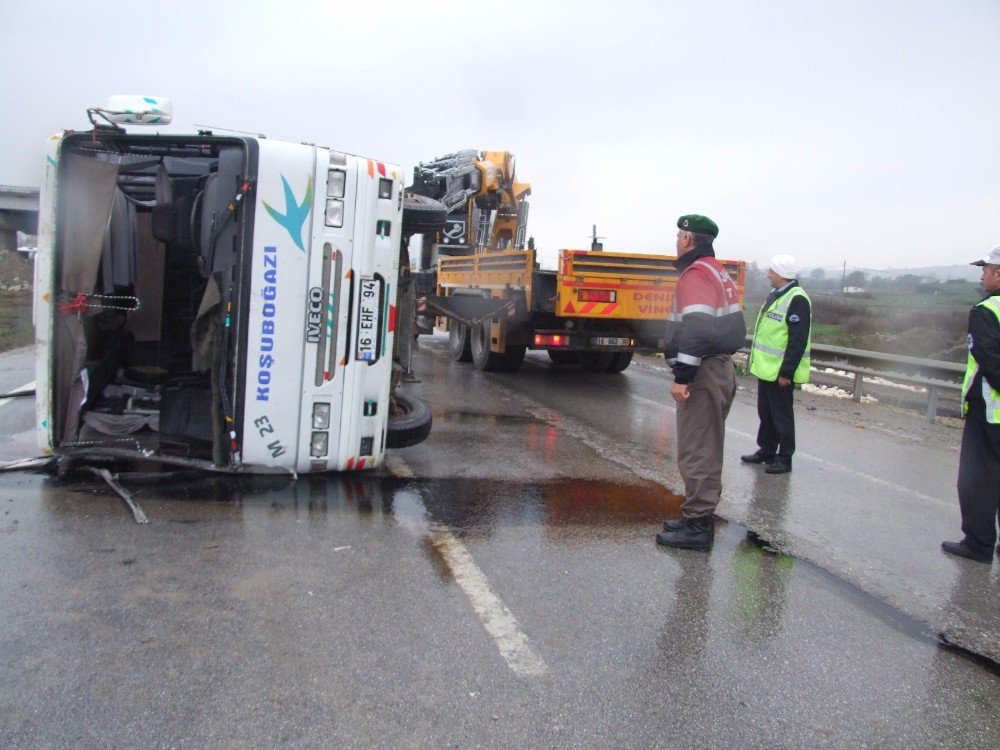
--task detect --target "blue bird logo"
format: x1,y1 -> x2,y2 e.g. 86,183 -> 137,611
263,175 -> 313,251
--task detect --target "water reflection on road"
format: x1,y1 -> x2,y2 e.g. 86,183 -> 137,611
0,469 -> 996,748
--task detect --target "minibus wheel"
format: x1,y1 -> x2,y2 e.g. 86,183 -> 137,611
387,390 -> 433,448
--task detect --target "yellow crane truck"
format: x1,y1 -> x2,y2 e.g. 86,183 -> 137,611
407,150 -> 745,373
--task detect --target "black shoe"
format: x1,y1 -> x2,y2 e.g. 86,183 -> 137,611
740,451 -> 775,465
765,458 -> 792,474
941,540 -> 992,563
662,518 -> 685,532
656,516 -> 714,551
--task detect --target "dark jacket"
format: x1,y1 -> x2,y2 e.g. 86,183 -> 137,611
664,244 -> 747,384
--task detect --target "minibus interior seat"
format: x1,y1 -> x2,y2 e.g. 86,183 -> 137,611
196,147 -> 243,276
100,187 -> 137,291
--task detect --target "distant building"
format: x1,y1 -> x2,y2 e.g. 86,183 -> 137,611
0,186 -> 40,254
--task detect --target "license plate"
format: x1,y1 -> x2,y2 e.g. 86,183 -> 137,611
356,277 -> 382,362
591,336 -> 631,347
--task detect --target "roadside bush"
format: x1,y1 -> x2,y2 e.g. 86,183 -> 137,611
0,290 -> 33,353
797,296 -> 967,361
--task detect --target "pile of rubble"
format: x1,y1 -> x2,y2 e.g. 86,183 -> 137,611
0,248 -> 33,292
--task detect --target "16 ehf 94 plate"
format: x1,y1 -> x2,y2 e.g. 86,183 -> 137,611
356,277 -> 383,362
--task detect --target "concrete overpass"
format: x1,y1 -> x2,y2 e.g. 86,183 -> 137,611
0,185 -> 40,252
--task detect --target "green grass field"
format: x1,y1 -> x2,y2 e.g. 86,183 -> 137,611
808,322 -> 853,347
744,282 -> 976,361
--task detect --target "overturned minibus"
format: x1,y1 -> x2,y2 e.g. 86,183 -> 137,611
34,97 -> 431,474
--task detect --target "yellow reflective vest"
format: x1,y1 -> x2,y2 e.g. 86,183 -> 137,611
962,295 -> 1000,424
749,285 -> 812,383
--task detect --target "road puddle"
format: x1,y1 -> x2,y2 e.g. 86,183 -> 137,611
432,409 -> 539,426
45,471 -> 685,533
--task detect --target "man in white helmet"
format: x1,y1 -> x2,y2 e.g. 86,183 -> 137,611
741,254 -> 812,474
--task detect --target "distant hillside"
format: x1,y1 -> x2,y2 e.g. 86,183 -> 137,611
870,265 -> 981,281
800,264 -> 981,282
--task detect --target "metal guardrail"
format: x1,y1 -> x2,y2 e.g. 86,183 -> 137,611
741,337 -> 965,423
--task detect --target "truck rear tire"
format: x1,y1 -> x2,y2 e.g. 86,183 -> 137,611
606,351 -> 633,373
469,322 -> 508,372
547,350 -> 578,365
501,345 -> 526,372
449,323 -> 472,362
577,352 -> 614,372
387,390 -> 433,449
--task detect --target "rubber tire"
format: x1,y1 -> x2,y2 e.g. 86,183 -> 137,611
402,193 -> 448,235
470,322 -> 513,372
606,351 -> 633,373
501,345 -> 526,372
578,351 -> 614,372
449,323 -> 472,362
386,390 -> 433,449
547,350 -> 578,365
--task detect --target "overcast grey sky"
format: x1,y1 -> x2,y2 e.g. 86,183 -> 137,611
2,0 -> 997,271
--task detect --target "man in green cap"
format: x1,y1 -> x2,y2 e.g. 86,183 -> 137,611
656,214 -> 746,551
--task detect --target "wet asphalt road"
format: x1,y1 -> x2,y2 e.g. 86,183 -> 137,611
1,340 -> 998,749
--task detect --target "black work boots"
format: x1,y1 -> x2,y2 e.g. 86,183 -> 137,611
656,516 -> 715,551
765,457 -> 792,474
941,540 -> 993,564
741,450 -> 792,474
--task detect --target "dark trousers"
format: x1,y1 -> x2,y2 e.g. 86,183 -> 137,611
756,379 -> 795,458
956,403 -> 1000,555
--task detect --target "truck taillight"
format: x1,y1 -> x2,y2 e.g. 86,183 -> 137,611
534,334 -> 568,347
577,289 -> 616,303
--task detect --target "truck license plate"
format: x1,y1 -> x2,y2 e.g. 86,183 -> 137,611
592,336 -> 630,347
356,277 -> 382,362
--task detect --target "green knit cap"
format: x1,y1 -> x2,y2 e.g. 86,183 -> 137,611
677,214 -> 719,238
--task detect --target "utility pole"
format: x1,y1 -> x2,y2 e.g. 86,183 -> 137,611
841,260 -> 847,297
590,224 -> 604,251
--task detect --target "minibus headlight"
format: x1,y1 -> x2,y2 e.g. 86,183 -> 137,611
325,199 -> 344,227
310,431 -> 329,457
327,169 -> 346,198
312,402 -> 331,430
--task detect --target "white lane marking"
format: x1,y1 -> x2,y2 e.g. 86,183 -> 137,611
625,390 -> 953,510
723,423 -> 953,509
427,525 -> 548,676
389,457 -> 549,677
0,380 -> 35,409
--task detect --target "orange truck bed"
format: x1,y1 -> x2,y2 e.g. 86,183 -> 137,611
555,249 -> 746,320
432,248 -> 746,361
